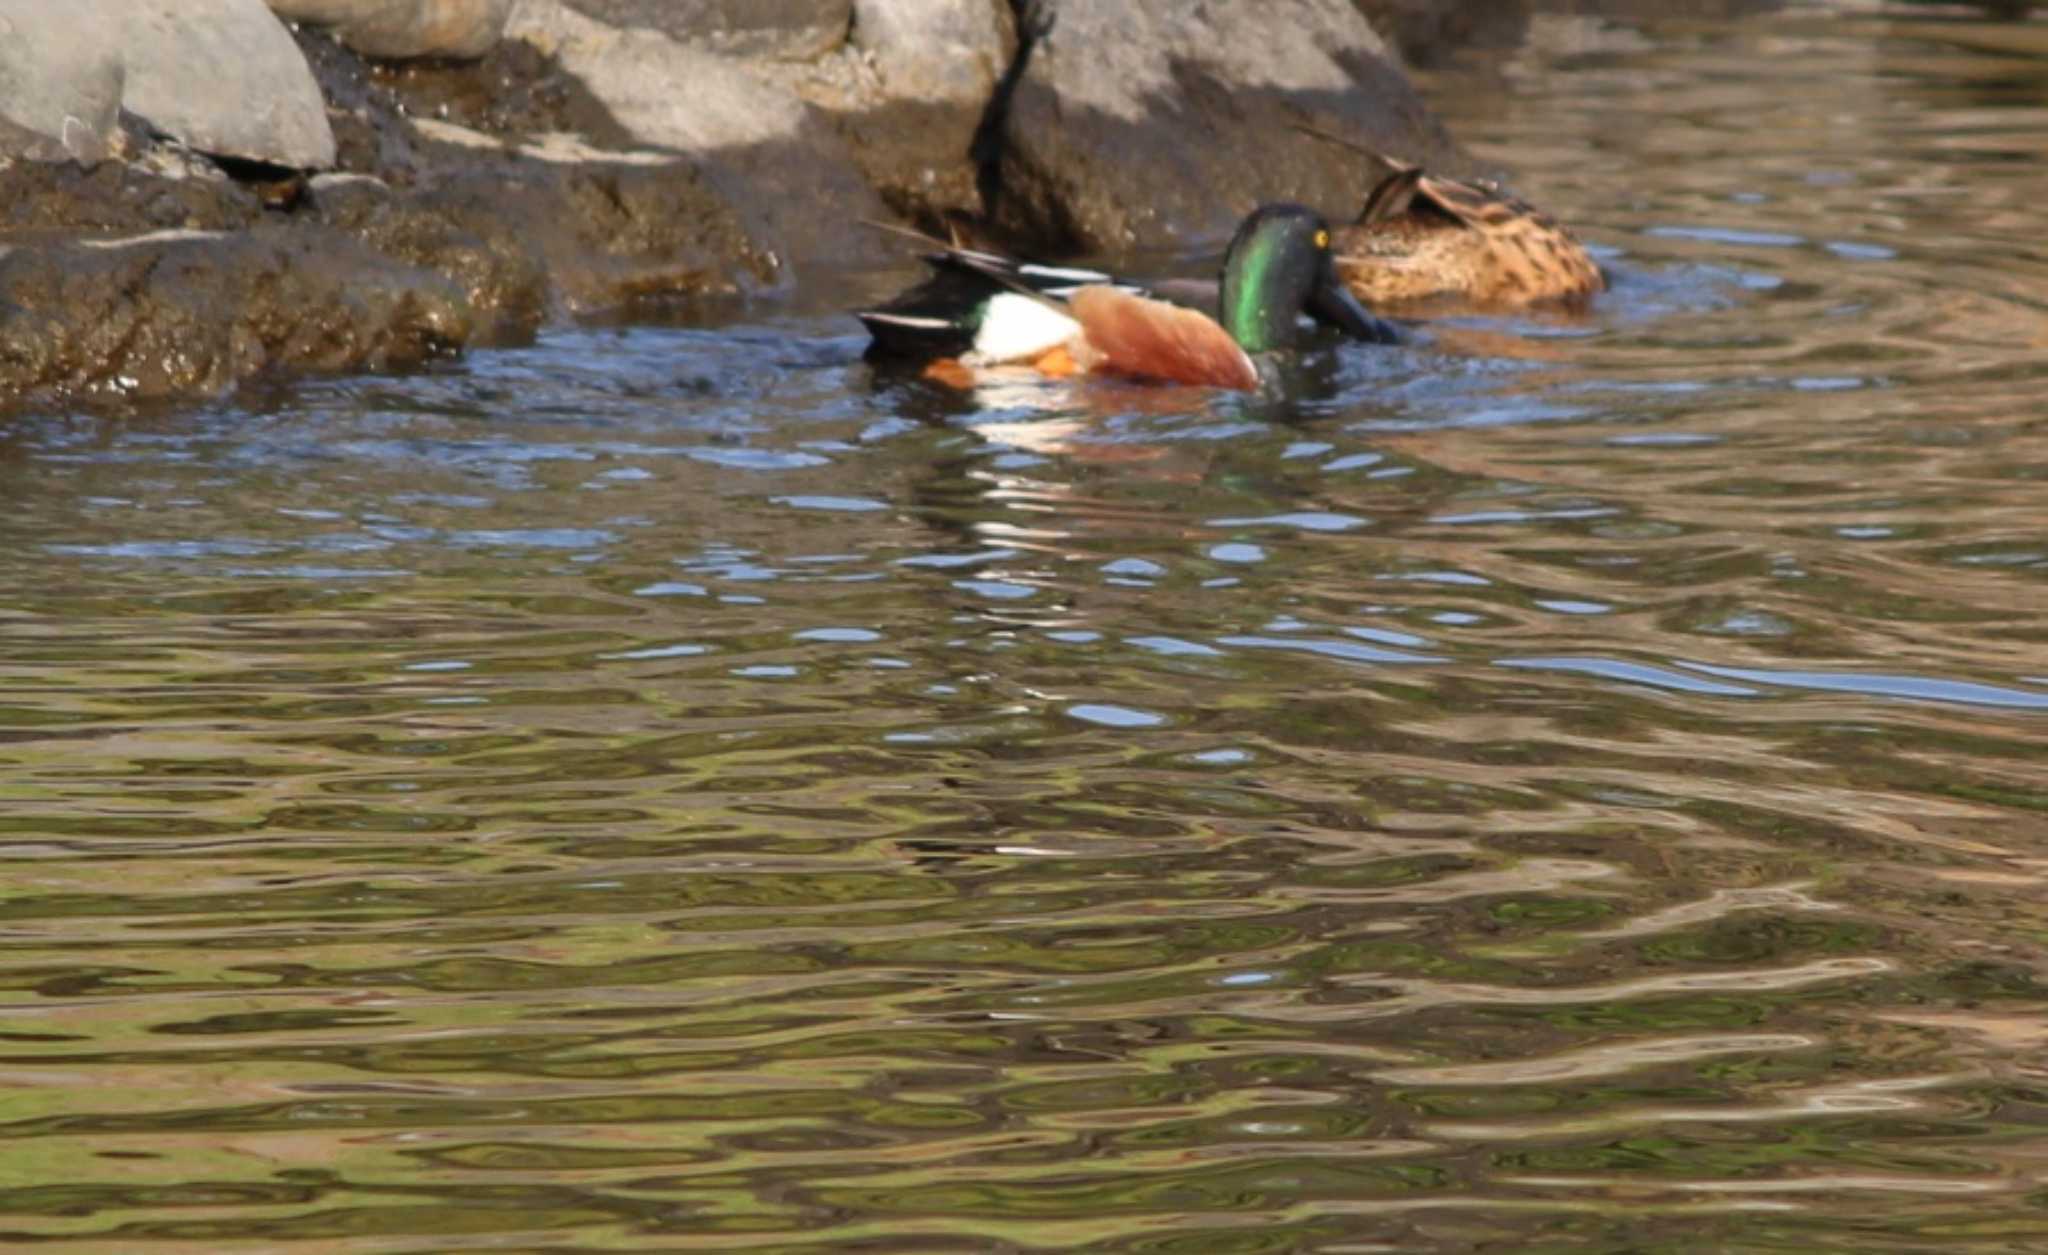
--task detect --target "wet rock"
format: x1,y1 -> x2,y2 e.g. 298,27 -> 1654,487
122,0 -> 337,169
288,21 -> 781,316
0,227 -> 469,406
0,156 -> 264,235
996,0 -> 1471,250
288,24 -> 434,181
335,126 -> 777,323
268,0 -> 514,60
0,8 -> 126,163
359,35 -> 633,154
561,0 -> 851,62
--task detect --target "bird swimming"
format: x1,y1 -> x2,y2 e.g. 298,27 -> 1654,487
1295,124 -> 1604,310
857,204 -> 1399,393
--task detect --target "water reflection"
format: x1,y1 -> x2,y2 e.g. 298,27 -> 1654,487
5,8 -> 2048,1252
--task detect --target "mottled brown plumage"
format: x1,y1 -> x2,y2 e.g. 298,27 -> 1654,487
1322,145 -> 1604,311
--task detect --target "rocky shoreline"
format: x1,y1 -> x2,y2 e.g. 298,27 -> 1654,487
0,0 -> 1504,411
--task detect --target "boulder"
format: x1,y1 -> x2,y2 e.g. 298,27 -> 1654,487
343,124 -> 778,318
813,0 -> 1013,227
0,7 -> 127,163
509,3 -> 813,150
511,0 -> 1020,242
267,0 -> 514,60
850,0 -> 1007,103
505,0 -> 890,265
122,0 -> 337,168
996,0 -> 1471,250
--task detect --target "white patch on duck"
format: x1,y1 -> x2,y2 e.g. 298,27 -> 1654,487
964,293 -> 1084,365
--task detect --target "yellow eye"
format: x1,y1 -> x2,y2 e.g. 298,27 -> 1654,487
1314,229 -> 1330,249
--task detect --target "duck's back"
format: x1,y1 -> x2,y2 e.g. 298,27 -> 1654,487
1334,169 -> 1603,309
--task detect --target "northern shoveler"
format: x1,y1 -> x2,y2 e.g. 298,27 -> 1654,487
1298,126 -> 1604,310
857,204 -> 1399,393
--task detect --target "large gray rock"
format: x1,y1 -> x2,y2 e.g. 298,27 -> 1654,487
851,0 -> 1006,103
0,6 -> 127,163
123,0 -> 337,168
505,0 -> 889,264
510,3 -> 812,150
997,0 -> 1470,250
507,0 -> 1029,249
268,0 -> 514,60
806,0 -> 1015,231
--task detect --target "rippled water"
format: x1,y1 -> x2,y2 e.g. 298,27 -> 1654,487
8,10 -> 2048,1251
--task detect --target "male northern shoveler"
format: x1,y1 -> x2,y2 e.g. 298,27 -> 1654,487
857,204 -> 1398,393
1297,126 -> 1604,310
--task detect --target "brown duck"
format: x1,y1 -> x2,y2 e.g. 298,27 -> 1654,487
1303,126 -> 1604,311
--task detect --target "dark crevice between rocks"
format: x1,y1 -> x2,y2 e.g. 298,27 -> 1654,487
829,0 -> 1062,254
968,0 -> 1058,248
210,156 -> 312,212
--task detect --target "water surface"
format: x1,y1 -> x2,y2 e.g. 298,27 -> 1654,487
6,8 -> 2048,1251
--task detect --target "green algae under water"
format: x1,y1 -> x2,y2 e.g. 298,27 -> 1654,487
4,10 -> 2048,1252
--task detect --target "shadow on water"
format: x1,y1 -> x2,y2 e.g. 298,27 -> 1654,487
7,8 -> 2048,1252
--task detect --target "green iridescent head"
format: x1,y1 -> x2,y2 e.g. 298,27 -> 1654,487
1218,204 -> 1390,354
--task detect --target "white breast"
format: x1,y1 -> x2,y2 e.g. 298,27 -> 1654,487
967,294 -> 1083,365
